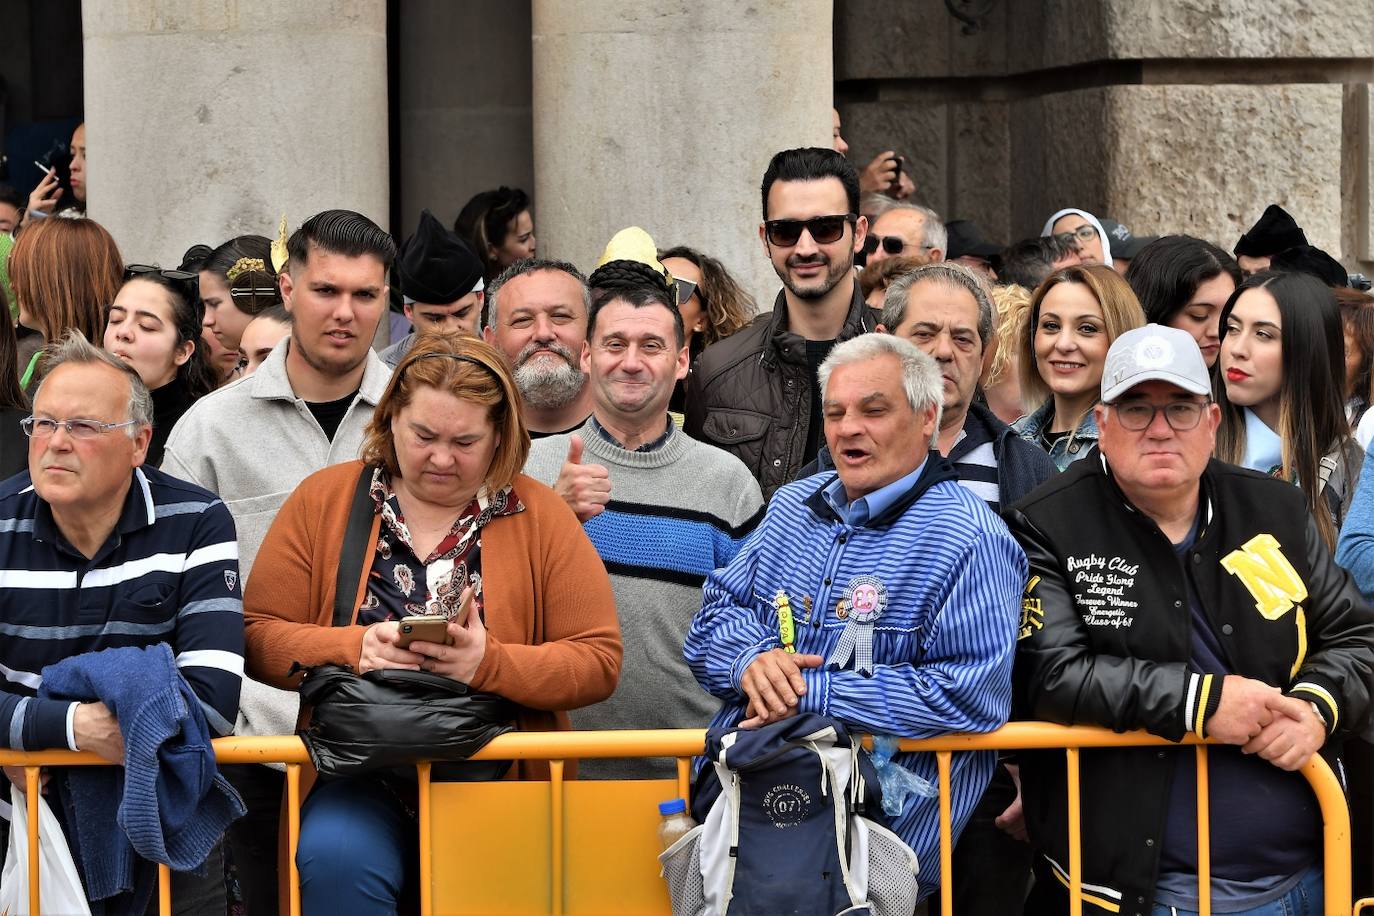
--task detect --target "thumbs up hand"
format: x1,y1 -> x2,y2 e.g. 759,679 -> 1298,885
554,434 -> 611,522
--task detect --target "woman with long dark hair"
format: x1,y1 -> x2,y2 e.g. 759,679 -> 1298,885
454,187 -> 536,282
1216,270 -> 1361,548
1125,235 -> 1240,369
104,268 -> 217,465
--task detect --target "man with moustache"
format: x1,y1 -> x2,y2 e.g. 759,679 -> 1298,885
162,209 -> 396,915
685,147 -> 876,497
484,258 -> 594,437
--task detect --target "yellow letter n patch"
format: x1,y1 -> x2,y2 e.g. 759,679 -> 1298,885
1220,534 -> 1308,620
1019,575 -> 1044,640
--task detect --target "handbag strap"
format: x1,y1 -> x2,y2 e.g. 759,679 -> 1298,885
333,464 -> 381,628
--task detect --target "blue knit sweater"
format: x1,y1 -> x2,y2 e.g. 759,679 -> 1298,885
40,644 -> 245,911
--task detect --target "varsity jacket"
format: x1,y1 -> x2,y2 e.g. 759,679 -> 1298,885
1006,455 -> 1374,915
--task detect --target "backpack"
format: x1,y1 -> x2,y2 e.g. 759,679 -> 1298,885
658,714 -> 919,916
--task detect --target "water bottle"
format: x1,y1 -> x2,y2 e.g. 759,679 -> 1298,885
657,798 -> 696,851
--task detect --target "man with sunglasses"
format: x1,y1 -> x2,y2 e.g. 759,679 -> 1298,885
685,147 -> 875,497
0,332 -> 244,912
1008,325 -> 1374,915
866,202 -> 947,268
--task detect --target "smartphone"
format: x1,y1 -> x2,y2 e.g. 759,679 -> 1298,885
396,616 -> 452,649
887,155 -> 904,196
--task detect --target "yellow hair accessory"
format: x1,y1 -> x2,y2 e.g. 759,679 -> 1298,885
594,227 -> 670,280
226,257 -> 267,283
271,214 -> 290,274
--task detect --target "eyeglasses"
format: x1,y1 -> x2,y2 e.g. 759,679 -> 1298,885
1052,225 -> 1099,248
672,277 -> 698,307
1110,399 -> 1210,432
764,214 -> 856,247
21,416 -> 141,440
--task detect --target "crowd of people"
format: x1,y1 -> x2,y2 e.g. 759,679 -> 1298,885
0,113 -> 1372,916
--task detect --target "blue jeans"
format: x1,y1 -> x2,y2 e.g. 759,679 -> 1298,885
1151,867 -> 1322,916
297,776 -> 418,916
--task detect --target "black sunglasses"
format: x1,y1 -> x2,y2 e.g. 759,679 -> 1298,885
764,214 -> 856,247
124,264 -> 198,284
863,235 -> 913,257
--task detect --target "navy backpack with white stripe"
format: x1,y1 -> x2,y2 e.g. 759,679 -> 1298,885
658,714 -> 919,915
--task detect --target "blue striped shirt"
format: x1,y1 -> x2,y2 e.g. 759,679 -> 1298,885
0,466 -> 243,754
684,462 -> 1025,897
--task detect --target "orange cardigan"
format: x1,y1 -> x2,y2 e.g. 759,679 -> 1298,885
243,460 -> 623,745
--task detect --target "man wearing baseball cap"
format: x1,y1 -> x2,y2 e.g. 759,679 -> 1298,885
1006,324 -> 1374,914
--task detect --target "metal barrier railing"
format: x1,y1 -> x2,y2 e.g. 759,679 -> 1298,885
0,724 -> 1355,916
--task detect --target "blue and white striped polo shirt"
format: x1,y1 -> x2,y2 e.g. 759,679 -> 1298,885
0,465 -> 243,753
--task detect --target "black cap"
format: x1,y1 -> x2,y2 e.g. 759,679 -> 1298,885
1098,218 -> 1159,260
397,209 -> 484,304
1234,204 -> 1308,258
944,220 -> 1002,260
1269,244 -> 1348,288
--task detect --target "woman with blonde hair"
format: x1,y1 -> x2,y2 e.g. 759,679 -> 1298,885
983,283 -> 1033,425
1013,264 -> 1146,469
8,216 -> 122,388
244,330 -> 620,914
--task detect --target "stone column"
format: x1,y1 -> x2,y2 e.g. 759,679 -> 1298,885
82,0 -> 389,266
531,1 -> 832,306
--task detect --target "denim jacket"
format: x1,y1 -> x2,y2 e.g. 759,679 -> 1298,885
1013,400 -> 1099,472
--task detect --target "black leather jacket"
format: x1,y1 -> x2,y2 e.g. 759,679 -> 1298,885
683,283 -> 877,498
1006,455 -> 1374,915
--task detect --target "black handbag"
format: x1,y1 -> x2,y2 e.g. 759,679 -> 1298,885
295,463 -> 516,779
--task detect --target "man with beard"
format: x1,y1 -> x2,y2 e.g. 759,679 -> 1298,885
685,147 -> 875,497
162,209 -> 395,915
483,258 -> 594,437
523,262 -> 762,777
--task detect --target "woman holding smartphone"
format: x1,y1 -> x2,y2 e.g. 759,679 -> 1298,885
244,331 -> 621,915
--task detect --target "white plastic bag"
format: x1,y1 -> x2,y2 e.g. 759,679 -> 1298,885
0,784 -> 91,916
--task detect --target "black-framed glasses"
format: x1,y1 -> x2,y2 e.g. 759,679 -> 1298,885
1052,225 -> 1099,248
1110,399 -> 1210,432
21,416 -> 141,440
673,277 -> 698,307
869,234 -> 918,257
764,214 -> 856,247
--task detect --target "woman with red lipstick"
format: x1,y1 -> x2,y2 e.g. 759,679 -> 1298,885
1013,264 -> 1145,469
1125,235 -> 1240,370
1216,270 -> 1360,548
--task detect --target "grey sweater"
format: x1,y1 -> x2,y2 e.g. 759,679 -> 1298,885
162,339 -> 392,740
525,418 -> 764,778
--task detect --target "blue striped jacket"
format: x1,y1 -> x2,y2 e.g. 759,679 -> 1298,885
0,466 -> 243,754
684,455 -> 1026,896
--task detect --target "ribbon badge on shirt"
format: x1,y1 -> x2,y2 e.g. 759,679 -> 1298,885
825,575 -> 888,675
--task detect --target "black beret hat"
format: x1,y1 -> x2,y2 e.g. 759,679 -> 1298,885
1269,244 -> 1348,288
1234,204 -> 1308,258
397,209 -> 485,304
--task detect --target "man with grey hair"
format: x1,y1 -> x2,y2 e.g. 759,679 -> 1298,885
805,262 -> 1055,512
685,333 -> 1025,904
0,331 -> 244,912
483,257 -> 594,437
867,202 -> 948,267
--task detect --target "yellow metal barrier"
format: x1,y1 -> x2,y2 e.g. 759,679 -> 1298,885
0,724 -> 1355,916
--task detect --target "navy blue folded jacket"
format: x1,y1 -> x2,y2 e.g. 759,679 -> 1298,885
39,644 -> 244,911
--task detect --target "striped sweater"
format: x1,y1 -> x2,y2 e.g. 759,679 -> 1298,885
524,419 -> 764,778
0,466 -> 243,756
684,456 -> 1026,900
